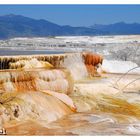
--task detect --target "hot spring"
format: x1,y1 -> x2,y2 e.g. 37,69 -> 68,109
0,52 -> 140,135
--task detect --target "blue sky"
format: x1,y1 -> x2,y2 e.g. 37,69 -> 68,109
0,5 -> 140,26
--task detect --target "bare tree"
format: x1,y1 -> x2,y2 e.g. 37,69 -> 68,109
110,43 -> 140,65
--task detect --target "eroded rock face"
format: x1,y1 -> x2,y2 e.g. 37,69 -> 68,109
0,56 -> 76,127
0,52 -> 103,78
82,52 -> 103,77
0,69 -> 75,128
9,58 -> 54,69
0,69 -> 74,94
0,54 -> 66,70
0,52 -> 104,130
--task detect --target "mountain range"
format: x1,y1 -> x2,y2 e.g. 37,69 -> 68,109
0,14 -> 140,39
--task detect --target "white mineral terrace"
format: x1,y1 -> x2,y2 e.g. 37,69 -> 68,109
0,50 -> 140,135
